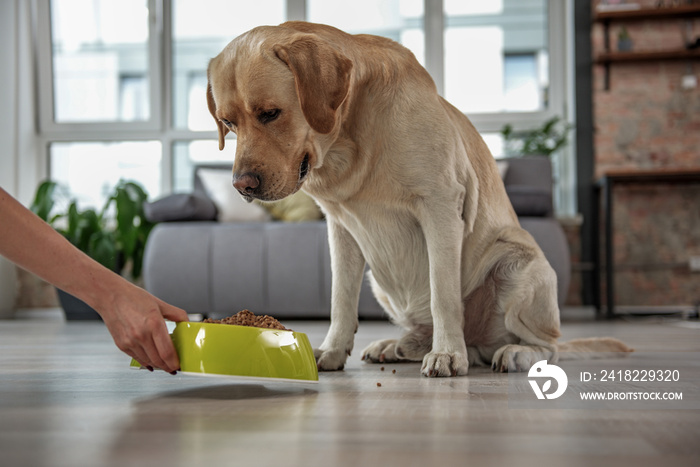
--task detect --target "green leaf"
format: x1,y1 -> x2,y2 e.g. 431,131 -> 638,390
116,187 -> 138,256
64,202 -> 80,244
74,208 -> 100,253
89,230 -> 117,271
30,181 -> 58,222
499,116 -> 573,158
31,178 -> 154,280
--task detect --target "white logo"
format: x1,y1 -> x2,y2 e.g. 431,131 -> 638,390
528,360 -> 568,400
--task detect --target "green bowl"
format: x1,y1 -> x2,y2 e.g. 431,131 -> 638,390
130,321 -> 318,383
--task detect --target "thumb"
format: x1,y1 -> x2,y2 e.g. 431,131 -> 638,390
159,301 -> 189,323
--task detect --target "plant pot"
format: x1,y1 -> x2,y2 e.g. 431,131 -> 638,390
56,288 -> 103,321
618,38 -> 633,52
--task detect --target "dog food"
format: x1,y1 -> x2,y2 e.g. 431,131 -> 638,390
203,309 -> 290,331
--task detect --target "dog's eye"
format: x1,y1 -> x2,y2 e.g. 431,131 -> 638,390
220,119 -> 234,129
258,109 -> 281,124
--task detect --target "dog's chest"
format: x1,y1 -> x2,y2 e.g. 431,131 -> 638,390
327,201 -> 431,308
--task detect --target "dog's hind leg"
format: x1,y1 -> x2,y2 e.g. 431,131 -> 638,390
491,343 -> 557,373
487,231 -> 562,373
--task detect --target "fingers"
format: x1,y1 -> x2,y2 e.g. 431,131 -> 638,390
152,316 -> 181,373
122,326 -> 173,374
142,340 -> 174,373
129,346 -> 154,372
112,308 -> 182,374
159,301 -> 189,323
133,312 -> 180,373
150,301 -> 187,373
102,287 -> 188,374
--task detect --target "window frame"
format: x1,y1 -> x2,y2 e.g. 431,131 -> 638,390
452,0 -> 568,135
36,0 -> 164,133
34,0 -> 574,214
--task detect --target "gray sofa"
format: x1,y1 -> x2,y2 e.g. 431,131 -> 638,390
143,156 -> 570,319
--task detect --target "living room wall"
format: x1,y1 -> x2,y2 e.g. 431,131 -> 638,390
1,1 -> 39,318
591,0 -> 700,308
0,0 -> 19,317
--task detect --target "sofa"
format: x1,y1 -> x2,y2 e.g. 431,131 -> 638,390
142,156 -> 570,319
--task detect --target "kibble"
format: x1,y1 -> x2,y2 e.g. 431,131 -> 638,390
203,309 -> 290,331
377,382 -> 382,387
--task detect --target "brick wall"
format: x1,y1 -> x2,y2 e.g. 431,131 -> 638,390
591,0 -> 700,308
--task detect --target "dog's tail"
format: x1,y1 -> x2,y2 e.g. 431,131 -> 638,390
555,337 -> 634,361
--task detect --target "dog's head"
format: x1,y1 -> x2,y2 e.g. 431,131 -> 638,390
207,25 -> 353,202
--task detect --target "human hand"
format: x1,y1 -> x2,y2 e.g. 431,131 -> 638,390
97,283 -> 189,374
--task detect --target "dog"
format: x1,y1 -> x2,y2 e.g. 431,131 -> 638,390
206,22 -> 632,377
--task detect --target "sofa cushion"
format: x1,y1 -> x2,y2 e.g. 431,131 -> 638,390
143,193 -> 217,222
506,186 -> 553,217
263,190 -> 324,222
197,168 -> 271,222
143,223 -> 215,314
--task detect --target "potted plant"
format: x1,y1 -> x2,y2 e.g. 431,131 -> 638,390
501,116 -> 573,158
617,26 -> 633,52
30,180 -> 155,320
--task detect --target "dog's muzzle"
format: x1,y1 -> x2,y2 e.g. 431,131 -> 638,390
232,172 -> 260,203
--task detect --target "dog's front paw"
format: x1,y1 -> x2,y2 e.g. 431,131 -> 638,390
314,347 -> 349,371
421,351 -> 469,377
361,339 -> 401,363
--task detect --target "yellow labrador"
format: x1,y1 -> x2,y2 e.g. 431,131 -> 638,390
206,22 -> 631,377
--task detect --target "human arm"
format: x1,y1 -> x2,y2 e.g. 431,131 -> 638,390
0,188 -> 188,373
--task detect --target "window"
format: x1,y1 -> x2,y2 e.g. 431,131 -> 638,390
50,142 -> 161,210
444,0 -> 549,114
40,0 -> 158,129
504,53 -> 545,112
308,0 -> 424,65
49,0 -> 151,123
35,0 -> 574,216
172,140 -> 234,192
172,0 -> 287,130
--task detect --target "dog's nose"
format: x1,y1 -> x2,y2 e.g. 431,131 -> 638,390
232,172 -> 261,195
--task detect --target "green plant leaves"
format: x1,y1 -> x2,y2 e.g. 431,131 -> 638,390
89,230 -> 117,272
501,116 -> 573,158
30,181 -> 59,222
109,181 -> 154,281
29,179 -> 154,281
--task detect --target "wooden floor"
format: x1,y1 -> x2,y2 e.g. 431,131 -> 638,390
1,309 -> 699,467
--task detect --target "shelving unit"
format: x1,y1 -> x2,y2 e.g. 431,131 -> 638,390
596,167 -> 700,317
594,4 -> 700,90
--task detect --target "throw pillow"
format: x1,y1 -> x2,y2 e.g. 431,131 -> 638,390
196,168 -> 271,222
143,193 -> 218,223
262,190 -> 324,222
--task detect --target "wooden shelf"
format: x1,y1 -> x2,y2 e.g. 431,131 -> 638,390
599,166 -> 700,182
594,4 -> 700,22
595,48 -> 700,64
594,4 -> 700,89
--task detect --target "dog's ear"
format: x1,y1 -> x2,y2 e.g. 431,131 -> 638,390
273,37 -> 352,134
206,74 -> 229,150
